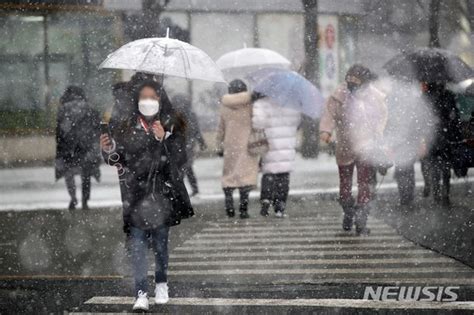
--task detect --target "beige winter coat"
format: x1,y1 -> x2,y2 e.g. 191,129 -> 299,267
217,92 -> 259,188
320,82 -> 387,166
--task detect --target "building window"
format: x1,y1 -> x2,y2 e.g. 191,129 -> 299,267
0,11 -> 117,132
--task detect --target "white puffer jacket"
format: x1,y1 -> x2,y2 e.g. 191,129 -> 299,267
252,98 -> 301,174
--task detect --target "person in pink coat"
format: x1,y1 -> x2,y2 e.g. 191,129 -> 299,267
319,65 -> 387,235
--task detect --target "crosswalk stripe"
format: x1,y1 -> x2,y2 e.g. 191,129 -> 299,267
210,219 -> 384,226
0,275 -> 123,281
170,249 -> 436,259
194,231 -> 399,238
170,257 -> 454,267
273,278 -> 474,285
213,216 -> 355,221
213,214 -> 368,220
212,217 -> 345,223
174,242 -> 415,252
205,222 -> 389,230
83,297 -> 474,310
202,225 -> 391,232
168,267 -> 471,276
213,215 -> 346,222
184,235 -> 404,245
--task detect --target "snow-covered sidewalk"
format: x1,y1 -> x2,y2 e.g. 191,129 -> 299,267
0,153 -> 469,211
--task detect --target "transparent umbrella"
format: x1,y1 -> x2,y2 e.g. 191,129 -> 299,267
216,47 -> 291,81
99,34 -> 226,83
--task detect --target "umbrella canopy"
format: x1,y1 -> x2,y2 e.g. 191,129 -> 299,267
467,82 -> 474,96
383,48 -> 473,83
99,37 -> 225,83
247,68 -> 325,119
447,78 -> 474,95
216,48 -> 291,80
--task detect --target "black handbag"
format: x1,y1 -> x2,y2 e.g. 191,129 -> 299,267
161,142 -> 194,226
248,128 -> 269,157
451,140 -> 474,170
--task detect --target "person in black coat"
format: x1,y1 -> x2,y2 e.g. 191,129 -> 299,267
100,80 -> 193,311
172,94 -> 207,196
55,86 -> 101,210
423,82 -> 463,206
107,74 -> 157,238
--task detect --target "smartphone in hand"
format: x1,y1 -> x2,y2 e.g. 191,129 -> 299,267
100,121 -> 110,137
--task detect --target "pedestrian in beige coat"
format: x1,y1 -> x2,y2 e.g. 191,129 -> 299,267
217,79 -> 259,219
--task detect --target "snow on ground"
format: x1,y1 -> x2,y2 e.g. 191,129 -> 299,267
0,153 -> 471,211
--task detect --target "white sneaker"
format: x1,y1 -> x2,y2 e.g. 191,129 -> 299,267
132,290 -> 149,311
275,211 -> 286,218
154,282 -> 169,304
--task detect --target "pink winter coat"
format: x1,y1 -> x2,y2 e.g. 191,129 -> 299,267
320,83 -> 387,166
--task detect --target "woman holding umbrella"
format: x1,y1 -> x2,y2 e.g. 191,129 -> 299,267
100,81 -> 193,311
217,79 -> 259,219
252,93 -> 301,218
99,35 -> 223,310
384,48 -> 472,206
247,68 -> 324,218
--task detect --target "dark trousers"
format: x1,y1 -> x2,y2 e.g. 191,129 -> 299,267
129,225 -> 169,294
421,157 -> 431,195
260,173 -> 290,213
65,172 -> 91,202
223,186 -> 252,212
338,160 -> 372,206
394,162 -> 416,205
183,165 -> 199,194
429,155 -> 451,201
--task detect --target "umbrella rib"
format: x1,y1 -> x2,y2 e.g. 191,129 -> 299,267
139,42 -> 158,72
161,42 -> 168,77
177,45 -> 191,80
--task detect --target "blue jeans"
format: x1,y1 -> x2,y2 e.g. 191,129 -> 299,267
129,225 -> 169,294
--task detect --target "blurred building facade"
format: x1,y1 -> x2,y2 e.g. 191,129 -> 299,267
0,0 -> 472,164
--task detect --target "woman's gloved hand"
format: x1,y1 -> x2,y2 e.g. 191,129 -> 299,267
251,91 -> 265,102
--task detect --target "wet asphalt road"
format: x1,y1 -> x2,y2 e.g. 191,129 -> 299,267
0,187 -> 473,314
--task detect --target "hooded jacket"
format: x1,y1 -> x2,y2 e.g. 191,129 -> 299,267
217,92 -> 259,188
252,97 -> 301,174
55,99 -> 101,180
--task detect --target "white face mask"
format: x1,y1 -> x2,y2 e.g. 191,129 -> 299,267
138,98 -> 160,117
